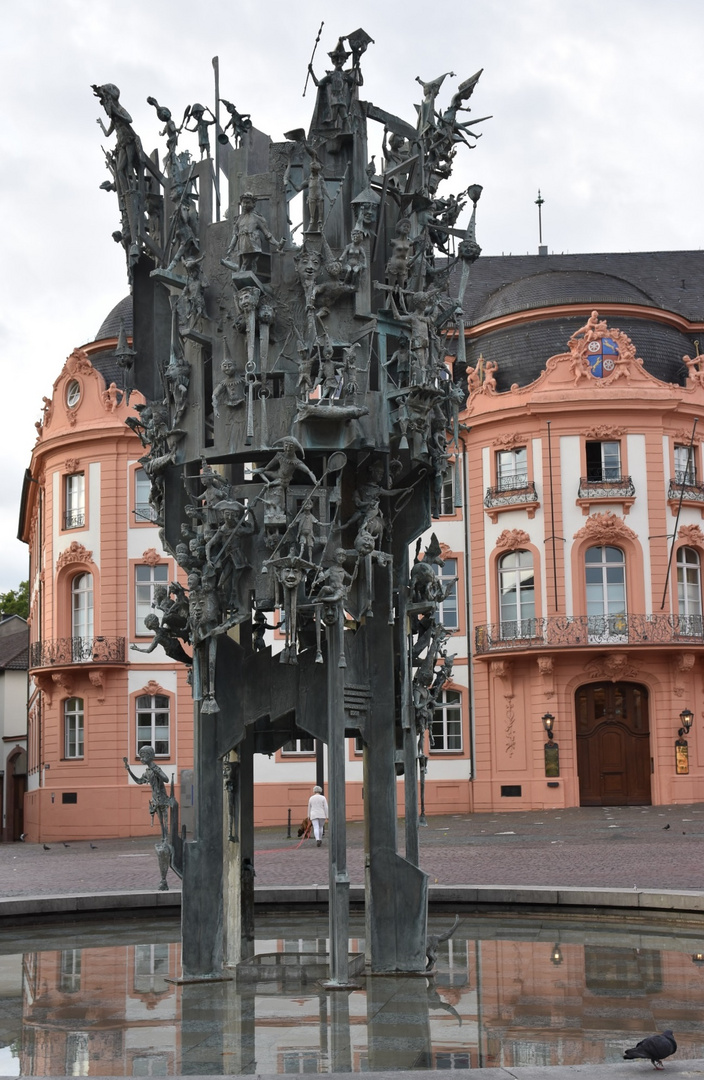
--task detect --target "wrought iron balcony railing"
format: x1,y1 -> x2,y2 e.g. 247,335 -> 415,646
474,613 -> 704,654
63,509 -> 86,529
134,503 -> 159,523
578,474 -> 635,499
30,636 -> 126,668
484,479 -> 538,509
668,473 -> 704,503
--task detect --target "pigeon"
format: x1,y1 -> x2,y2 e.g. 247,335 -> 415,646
43,844 -> 51,851
90,843 -> 98,849
624,1030 -> 676,1069
663,824 -> 670,830
19,833 -> 26,842
63,842 -> 70,848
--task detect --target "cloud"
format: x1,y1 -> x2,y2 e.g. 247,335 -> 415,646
1,0 -> 702,589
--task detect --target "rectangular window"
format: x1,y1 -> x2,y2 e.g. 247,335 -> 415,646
430,689 -> 463,752
64,473 -> 85,529
496,447 -> 527,490
65,1033 -> 89,1076
435,557 -> 459,630
135,564 -> 169,635
133,944 -> 170,993
64,697 -> 84,758
440,472 -> 455,515
60,950 -> 82,993
674,444 -> 696,485
134,468 -> 158,523
585,440 -> 621,482
136,694 -> 170,756
281,737 -> 315,754
435,1052 -> 471,1069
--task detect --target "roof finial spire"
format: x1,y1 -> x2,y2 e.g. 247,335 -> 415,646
535,189 -> 547,255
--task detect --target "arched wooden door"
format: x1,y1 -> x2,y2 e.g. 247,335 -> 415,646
576,683 -> 651,806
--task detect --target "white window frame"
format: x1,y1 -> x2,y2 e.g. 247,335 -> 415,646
499,550 -> 535,639
430,689 -> 463,753
677,546 -> 703,634
64,473 -> 85,529
281,737 -> 315,755
136,694 -> 171,757
434,557 -> 459,629
71,573 -> 94,661
496,447 -> 527,491
674,444 -> 697,485
585,440 -> 621,482
135,564 -> 169,635
64,697 -> 84,759
133,944 -> 170,993
134,467 -> 158,523
439,471 -> 455,515
585,545 -> 627,642
59,949 -> 82,993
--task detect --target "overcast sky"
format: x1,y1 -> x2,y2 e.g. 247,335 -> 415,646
0,0 -> 702,592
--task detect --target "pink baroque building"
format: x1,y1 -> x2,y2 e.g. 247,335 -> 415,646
18,301 -> 192,843
459,251 -> 704,810
18,250 -> 704,840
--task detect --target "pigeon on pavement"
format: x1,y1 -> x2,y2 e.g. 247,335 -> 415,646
42,844 -> 51,851
624,1030 -> 676,1069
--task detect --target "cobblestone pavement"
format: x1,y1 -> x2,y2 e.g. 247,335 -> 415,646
2,803 -> 704,897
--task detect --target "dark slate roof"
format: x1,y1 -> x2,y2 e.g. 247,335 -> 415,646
95,295 -> 133,341
90,296 -> 134,388
473,269 -> 655,323
461,316 -> 697,392
460,251 -> 704,324
451,251 -> 704,389
0,626 -> 29,671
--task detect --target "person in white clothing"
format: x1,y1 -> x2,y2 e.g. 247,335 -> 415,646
307,785 -> 328,846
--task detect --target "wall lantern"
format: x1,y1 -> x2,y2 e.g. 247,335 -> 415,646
550,943 -> 563,966
692,952 -> 704,965
676,709 -> 693,776
542,713 -> 559,777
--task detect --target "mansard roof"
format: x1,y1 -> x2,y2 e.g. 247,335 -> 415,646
457,251 -> 704,389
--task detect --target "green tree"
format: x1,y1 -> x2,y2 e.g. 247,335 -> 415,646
0,580 -> 29,619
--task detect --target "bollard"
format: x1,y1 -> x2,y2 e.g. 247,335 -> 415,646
287,807 -> 291,839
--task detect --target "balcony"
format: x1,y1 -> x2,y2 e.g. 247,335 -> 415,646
474,613 -> 704,655
30,636 -> 126,668
484,476 -> 539,523
134,503 -> 159,523
63,509 -> 86,529
668,472 -> 704,510
576,473 -> 635,515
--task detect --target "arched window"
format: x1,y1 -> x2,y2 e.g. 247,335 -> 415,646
64,697 -> 84,758
585,545 -> 626,641
499,550 -> 535,638
677,546 -> 703,635
71,573 -> 94,661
